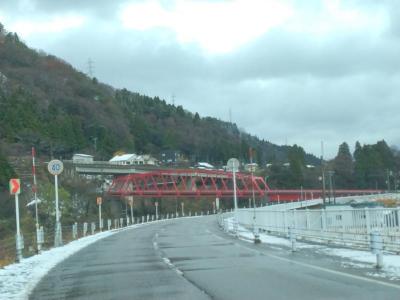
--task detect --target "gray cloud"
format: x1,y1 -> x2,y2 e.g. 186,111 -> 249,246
1,0 -> 400,158
0,0 -> 127,18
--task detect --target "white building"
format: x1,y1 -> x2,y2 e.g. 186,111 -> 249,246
109,153 -> 158,165
196,162 -> 215,170
109,154 -> 138,165
245,163 -> 258,172
141,154 -> 158,165
72,154 -> 94,164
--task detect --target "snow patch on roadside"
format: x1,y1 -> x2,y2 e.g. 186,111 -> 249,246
222,217 -> 400,280
0,225 -> 139,300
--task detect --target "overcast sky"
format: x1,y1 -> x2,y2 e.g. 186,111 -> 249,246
1,0 -> 400,158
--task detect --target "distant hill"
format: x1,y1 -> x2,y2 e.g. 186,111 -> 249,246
0,24 -> 320,170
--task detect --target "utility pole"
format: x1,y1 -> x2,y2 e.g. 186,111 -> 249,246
249,148 -> 260,243
321,141 -> 326,206
300,185 -> 303,201
32,147 -> 41,253
386,169 -> 391,191
93,137 -> 98,153
129,197 -> 134,224
97,197 -> 102,232
328,171 -> 334,205
228,158 -> 239,234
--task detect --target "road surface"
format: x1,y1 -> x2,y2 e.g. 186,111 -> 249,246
30,216 -> 400,299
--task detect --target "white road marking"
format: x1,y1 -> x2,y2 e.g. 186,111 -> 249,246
232,235 -> 400,290
154,233 -> 184,277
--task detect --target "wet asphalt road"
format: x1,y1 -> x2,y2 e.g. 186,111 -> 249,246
30,216 -> 400,300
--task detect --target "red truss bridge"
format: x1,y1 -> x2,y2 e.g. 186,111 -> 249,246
107,169 -> 381,201
108,169 -> 268,198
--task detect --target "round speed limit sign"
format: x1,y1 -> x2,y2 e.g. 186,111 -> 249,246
48,160 -> 64,175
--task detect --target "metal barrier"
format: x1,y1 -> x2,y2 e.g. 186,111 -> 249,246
235,206 -> 400,252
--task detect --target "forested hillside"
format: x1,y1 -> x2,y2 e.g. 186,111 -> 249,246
0,24 -> 399,193
0,24 -> 317,178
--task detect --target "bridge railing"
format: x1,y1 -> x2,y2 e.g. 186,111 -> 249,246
235,206 -> 400,252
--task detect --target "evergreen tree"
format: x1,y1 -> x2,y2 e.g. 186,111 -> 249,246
0,148 -> 15,189
288,145 -> 306,188
333,142 -> 353,188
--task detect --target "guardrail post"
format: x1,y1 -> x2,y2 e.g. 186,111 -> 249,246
16,233 -> 24,261
370,231 -> 383,269
91,222 -> 96,234
72,223 -> 77,239
38,226 -> 44,252
365,208 -> 371,243
321,209 -> 327,232
253,225 -> 261,244
289,226 -> 296,252
284,211 -> 288,236
107,219 -> 111,230
83,222 -> 88,236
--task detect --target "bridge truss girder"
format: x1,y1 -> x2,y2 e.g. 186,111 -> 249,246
107,169 -> 269,198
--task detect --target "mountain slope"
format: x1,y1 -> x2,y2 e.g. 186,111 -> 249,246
0,26 -> 319,168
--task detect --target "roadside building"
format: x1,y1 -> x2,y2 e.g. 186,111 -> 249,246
72,154 -> 94,164
195,162 -> 215,170
109,153 -> 158,165
160,150 -> 186,164
109,154 -> 138,165
245,163 -> 258,172
141,154 -> 158,165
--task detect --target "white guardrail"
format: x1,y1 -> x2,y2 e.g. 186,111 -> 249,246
221,194 -> 400,253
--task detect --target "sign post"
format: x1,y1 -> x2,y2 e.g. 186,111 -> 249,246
48,160 -> 63,247
128,196 -> 134,224
97,197 -> 102,231
10,178 -> 22,262
227,158 -> 240,234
